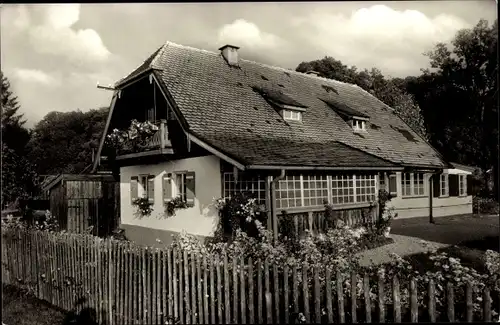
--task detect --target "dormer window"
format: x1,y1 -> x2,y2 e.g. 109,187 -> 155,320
252,85 -> 307,123
352,119 -> 366,132
283,110 -> 302,122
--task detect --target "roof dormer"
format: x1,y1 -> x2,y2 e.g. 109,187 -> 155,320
253,86 -> 307,122
320,97 -> 370,132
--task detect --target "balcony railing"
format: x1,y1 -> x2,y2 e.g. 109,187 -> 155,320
116,119 -> 173,158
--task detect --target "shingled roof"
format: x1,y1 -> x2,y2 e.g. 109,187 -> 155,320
115,41 -> 448,169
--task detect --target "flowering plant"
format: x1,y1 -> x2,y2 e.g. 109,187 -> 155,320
132,197 -> 154,217
105,119 -> 159,153
164,196 -> 188,217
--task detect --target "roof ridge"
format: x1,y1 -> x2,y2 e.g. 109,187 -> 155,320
151,43 -> 168,68
352,84 -> 396,112
162,40 -> 357,88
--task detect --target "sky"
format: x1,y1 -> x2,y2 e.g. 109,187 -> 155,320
1,2 -> 497,127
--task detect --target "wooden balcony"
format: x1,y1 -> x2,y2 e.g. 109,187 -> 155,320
115,119 -> 174,160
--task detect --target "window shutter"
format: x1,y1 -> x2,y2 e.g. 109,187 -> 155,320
163,173 -> 172,202
388,174 -> 397,197
449,174 -> 459,196
185,171 -> 196,207
433,174 -> 441,197
131,176 -> 138,204
147,176 -> 155,204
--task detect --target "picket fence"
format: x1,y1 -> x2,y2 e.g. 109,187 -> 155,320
1,228 -> 497,324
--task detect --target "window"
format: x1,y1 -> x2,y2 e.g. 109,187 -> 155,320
164,171 -> 195,207
331,175 -> 354,204
303,175 -> 329,207
137,175 -> 154,203
283,110 -> 302,121
356,175 -> 377,203
276,175 -> 302,209
273,173 -> 377,210
402,172 -> 425,197
402,173 -> 412,197
223,172 -> 266,205
352,119 -> 366,131
175,173 -> 187,201
459,174 -> 467,196
379,173 -> 387,191
414,173 -> 425,196
440,174 -> 449,197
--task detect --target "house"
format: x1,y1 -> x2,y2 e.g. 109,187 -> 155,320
93,41 -> 470,247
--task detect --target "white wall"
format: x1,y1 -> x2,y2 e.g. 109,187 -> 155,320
388,170 -> 473,219
120,155 -> 221,237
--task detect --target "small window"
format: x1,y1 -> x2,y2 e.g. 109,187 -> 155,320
459,174 -> 467,196
139,175 -> 154,203
175,173 -> 187,201
352,119 -> 366,131
440,174 -> 449,197
283,110 -> 302,121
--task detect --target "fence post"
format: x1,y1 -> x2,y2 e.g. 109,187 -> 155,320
483,287 -> 492,322
363,274 -> 371,323
336,271 -> 345,323
393,275 -> 401,323
314,267 -> 321,324
446,282 -> 454,323
466,282 -> 473,322
410,277 -> 418,323
108,240 -> 114,325
325,268 -> 333,323
378,271 -> 385,323
351,272 -> 357,323
428,278 -> 436,323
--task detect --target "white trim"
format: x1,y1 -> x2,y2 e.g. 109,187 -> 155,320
92,92 -> 119,173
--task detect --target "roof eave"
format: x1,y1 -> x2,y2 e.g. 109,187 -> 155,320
246,165 -> 403,171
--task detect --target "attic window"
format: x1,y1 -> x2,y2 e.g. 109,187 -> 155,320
283,110 -> 302,122
352,119 -> 366,132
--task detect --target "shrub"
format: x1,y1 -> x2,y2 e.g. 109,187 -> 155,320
473,196 -> 500,215
1,210 -> 59,232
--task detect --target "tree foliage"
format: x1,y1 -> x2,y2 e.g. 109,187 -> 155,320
296,59 -> 429,140
404,19 -> 498,197
1,72 -> 38,208
27,107 -> 108,175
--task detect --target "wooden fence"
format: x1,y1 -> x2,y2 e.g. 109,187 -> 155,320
1,228 -> 497,324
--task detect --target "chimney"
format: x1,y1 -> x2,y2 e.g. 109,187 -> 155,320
306,70 -> 320,76
219,44 -> 240,67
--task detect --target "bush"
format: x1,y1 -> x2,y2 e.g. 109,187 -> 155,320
473,196 -> 500,215
1,210 -> 59,232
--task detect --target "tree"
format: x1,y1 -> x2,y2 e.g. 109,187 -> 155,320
295,59 -> 429,139
1,144 -> 39,208
27,107 -> 109,175
406,19 -> 498,197
1,72 -> 30,155
0,72 -> 38,208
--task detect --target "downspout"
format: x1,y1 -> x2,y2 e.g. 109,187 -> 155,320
270,169 -> 286,244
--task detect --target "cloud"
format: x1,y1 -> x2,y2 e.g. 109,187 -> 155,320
13,68 -> 59,87
3,4 -> 111,65
291,5 -> 470,76
218,19 -> 283,50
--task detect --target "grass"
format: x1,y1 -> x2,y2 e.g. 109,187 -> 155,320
2,284 -> 66,325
